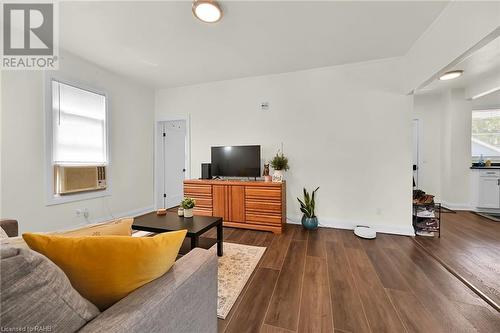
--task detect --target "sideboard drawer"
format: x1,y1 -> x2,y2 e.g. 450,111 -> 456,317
246,213 -> 282,225
185,185 -> 212,196
193,207 -> 213,217
246,200 -> 282,213
190,197 -> 212,208
245,187 -> 281,201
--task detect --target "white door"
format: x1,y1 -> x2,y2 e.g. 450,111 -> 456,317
477,177 -> 500,208
158,120 -> 187,208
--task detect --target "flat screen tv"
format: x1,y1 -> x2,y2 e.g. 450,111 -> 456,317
211,145 -> 261,178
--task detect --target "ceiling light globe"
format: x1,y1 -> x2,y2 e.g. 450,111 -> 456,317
439,70 -> 464,81
193,1 -> 222,23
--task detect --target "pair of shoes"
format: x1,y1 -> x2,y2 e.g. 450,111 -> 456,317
416,209 -> 435,218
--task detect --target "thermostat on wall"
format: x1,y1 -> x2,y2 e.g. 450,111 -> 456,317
260,102 -> 269,111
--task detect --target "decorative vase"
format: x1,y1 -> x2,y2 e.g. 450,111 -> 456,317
272,169 -> 284,182
177,207 -> 184,216
264,175 -> 272,182
301,215 -> 318,230
184,208 -> 193,218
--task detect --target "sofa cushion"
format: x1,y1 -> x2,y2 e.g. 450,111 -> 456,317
0,246 -> 100,332
23,230 -> 187,311
55,217 -> 134,237
0,218 -> 134,249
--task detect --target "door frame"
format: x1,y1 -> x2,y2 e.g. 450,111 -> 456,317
154,115 -> 191,209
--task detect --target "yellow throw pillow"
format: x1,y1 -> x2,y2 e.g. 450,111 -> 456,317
23,230 -> 187,310
55,218 -> 134,237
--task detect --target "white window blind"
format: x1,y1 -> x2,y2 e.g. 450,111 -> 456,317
52,80 -> 107,165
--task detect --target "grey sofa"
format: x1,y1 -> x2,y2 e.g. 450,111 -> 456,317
0,219 -> 218,333
80,247 -> 218,333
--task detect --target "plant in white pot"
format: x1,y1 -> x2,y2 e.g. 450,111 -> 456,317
181,197 -> 196,218
270,151 -> 289,182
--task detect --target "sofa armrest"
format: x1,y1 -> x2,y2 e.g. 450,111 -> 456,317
79,248 -> 218,333
0,219 -> 18,237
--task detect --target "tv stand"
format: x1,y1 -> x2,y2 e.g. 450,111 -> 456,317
184,179 -> 286,234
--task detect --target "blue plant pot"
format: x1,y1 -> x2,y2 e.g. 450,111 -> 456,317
301,215 -> 318,230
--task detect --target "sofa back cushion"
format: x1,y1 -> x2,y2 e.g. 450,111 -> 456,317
0,218 -> 133,249
23,230 -> 187,311
0,247 -> 100,332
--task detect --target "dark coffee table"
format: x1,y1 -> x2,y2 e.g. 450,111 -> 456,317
132,212 -> 223,256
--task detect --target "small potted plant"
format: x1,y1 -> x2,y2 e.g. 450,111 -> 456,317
270,151 -> 289,182
181,197 -> 196,218
297,187 -> 319,230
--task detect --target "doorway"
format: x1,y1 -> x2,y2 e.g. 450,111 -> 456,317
412,118 -> 420,188
156,119 -> 188,209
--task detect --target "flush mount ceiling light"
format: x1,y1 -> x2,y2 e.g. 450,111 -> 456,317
192,0 -> 223,23
439,70 -> 464,81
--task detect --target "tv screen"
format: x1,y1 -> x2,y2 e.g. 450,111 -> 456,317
211,145 -> 261,177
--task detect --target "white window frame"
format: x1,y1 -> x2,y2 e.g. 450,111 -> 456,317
471,107 -> 500,162
44,74 -> 112,205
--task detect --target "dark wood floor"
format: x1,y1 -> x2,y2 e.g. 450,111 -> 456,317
415,211 -> 500,310
200,222 -> 500,333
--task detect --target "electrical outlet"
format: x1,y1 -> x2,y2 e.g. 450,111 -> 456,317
260,102 -> 269,111
76,208 -> 89,218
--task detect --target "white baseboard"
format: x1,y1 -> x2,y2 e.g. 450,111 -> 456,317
286,215 -> 415,236
440,202 -> 472,211
89,205 -> 154,224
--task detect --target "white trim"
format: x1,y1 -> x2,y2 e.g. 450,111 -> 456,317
154,115 -> 191,210
56,206 -> 154,232
43,73 -> 112,206
286,215 -> 415,236
440,202 -> 472,211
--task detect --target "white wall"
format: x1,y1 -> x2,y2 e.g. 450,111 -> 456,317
1,52 -> 155,233
156,58 -> 414,235
413,93 -> 443,200
414,89 -> 472,209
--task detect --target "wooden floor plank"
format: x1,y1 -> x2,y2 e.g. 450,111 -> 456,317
386,246 -> 478,332
306,228 -> 327,258
387,289 -> 446,333
264,240 -> 307,331
260,227 -> 294,270
291,224 -> 309,241
343,236 -> 407,333
298,256 -> 333,333
415,211 -> 500,306
325,240 -> 371,333
260,324 -> 295,333
361,239 -> 411,292
224,268 -> 280,333
453,301 -> 500,333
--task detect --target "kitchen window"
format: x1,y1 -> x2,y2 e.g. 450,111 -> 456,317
471,109 -> 500,161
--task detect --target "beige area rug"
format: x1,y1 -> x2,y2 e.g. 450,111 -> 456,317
210,242 -> 266,319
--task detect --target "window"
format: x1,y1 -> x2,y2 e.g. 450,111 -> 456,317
46,79 -> 109,204
52,80 -> 107,165
471,109 -> 500,160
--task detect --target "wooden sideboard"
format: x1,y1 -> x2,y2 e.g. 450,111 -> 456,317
183,179 -> 286,234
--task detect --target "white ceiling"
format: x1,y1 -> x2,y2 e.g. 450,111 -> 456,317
419,35 -> 500,96
60,1 -> 449,88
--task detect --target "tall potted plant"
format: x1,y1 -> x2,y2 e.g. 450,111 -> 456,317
270,151 -> 289,182
181,197 -> 196,218
297,187 -> 319,230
